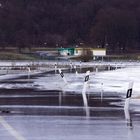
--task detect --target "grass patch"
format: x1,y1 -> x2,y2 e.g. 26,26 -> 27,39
0,52 -> 36,60
105,55 -> 139,61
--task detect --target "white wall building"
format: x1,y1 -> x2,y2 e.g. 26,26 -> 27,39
91,49 -> 106,56
74,48 -> 106,57
74,48 -> 83,56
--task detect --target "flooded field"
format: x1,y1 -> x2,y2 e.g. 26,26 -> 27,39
0,63 -> 140,140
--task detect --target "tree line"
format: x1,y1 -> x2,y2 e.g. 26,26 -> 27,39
0,0 -> 140,53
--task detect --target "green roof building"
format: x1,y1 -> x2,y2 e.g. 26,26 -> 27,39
58,48 -> 75,56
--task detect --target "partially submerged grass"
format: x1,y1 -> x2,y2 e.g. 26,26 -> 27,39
0,52 -> 36,60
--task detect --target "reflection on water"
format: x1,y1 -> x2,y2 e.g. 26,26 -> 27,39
124,108 -> 133,129
1,115 -> 140,140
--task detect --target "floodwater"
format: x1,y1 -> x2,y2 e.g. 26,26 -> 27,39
0,66 -> 140,140
0,115 -> 140,140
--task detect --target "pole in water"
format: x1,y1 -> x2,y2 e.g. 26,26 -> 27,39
108,65 -> 110,71
82,70 -> 90,117
79,61 -> 82,72
54,63 -> 57,74
95,67 -> 98,73
124,81 -> 133,128
124,81 -> 133,110
115,64 -> 118,70
69,60 -> 73,71
27,66 -> 31,80
58,69 -> 68,84
74,65 -> 78,75
101,83 -> 104,102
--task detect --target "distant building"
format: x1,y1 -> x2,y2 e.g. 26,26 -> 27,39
91,48 -> 106,60
58,47 -> 106,58
58,48 -> 75,56
91,48 -> 106,56
74,48 -> 106,57
74,48 -> 83,56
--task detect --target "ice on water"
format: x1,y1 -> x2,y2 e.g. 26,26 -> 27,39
35,66 -> 140,96
0,61 -> 140,100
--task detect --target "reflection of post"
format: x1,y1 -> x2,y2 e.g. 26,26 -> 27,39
11,61 -> 16,67
124,109 -> 133,129
82,71 -> 90,117
127,126 -> 134,140
124,81 -> 133,128
59,92 -> 62,106
6,68 -> 8,74
101,83 -> 104,102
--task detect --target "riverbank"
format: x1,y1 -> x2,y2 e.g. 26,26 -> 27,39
1,49 -> 140,61
0,59 -> 140,75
